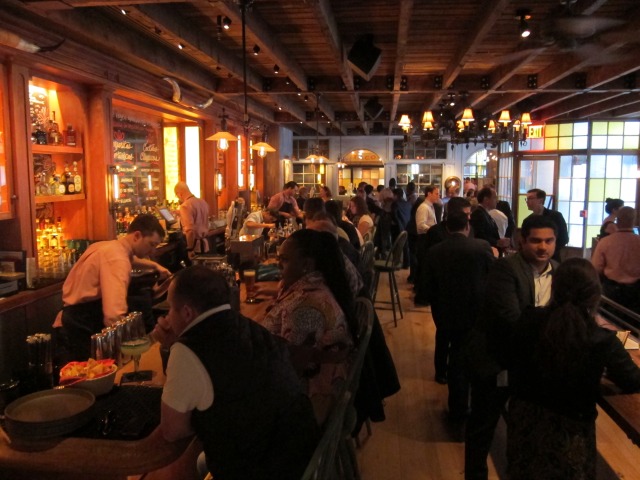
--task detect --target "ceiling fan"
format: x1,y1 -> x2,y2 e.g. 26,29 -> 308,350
499,1 -> 636,66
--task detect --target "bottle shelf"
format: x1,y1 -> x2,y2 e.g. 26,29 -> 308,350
32,144 -> 83,155
35,193 -> 86,204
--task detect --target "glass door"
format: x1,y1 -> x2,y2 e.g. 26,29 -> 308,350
516,155 -> 556,226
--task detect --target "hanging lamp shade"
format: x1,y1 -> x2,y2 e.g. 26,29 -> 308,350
461,108 -> 475,124
251,141 -> 276,158
498,110 -> 512,125
520,112 -> 532,125
398,114 -> 412,131
206,131 -> 237,152
422,111 -> 435,130
488,119 -> 497,133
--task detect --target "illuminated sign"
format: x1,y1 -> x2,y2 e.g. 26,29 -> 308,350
343,149 -> 382,164
528,125 -> 544,138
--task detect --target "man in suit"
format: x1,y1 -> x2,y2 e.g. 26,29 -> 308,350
465,215 -> 559,480
469,187 -> 510,251
526,188 -> 569,262
424,212 -> 494,409
392,187 -> 412,268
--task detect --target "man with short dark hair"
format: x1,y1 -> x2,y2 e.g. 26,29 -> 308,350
469,187 -> 510,250
154,266 -> 318,480
425,212 -> 494,406
56,214 -> 170,359
465,214 -> 559,480
268,181 -> 303,220
526,188 -> 569,261
239,208 -> 278,237
592,206 -> 640,312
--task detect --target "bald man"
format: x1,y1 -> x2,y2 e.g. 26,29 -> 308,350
174,182 -> 210,255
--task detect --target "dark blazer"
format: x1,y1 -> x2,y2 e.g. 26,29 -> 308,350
392,198 -> 411,232
425,233 -> 495,333
470,205 -> 500,247
478,253 -> 559,370
542,207 -> 569,261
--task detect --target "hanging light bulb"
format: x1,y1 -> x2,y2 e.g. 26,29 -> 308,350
206,108 -> 237,152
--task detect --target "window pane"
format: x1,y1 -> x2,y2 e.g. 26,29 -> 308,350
559,123 -> 573,136
545,124 -> 558,137
586,226 -> 600,245
559,155 -> 572,177
590,155 -> 606,178
605,179 -> 621,199
559,137 -> 573,149
622,155 -> 637,178
587,202 -> 603,225
592,136 -> 607,149
592,122 -> 608,135
529,138 -> 544,150
620,179 -> 637,202
573,136 -> 588,149
568,224 -> 583,248
608,136 -> 623,149
558,178 -> 571,200
571,178 -> 585,202
605,155 -> 622,177
609,122 -> 624,135
574,122 -> 589,136
588,179 -> 605,202
569,202 -> 583,224
573,160 -> 587,179
544,137 -> 558,150
558,201 -> 570,223
623,136 -> 639,149
624,121 -> 640,135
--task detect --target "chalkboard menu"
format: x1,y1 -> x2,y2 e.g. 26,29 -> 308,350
112,114 -> 162,210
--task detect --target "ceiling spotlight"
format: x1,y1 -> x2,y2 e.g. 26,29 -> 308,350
222,16 -> 231,30
120,9 -> 128,15
517,9 -> 532,38
178,43 -> 184,50
273,64 -> 280,74
304,95 -> 309,102
253,45 -> 260,55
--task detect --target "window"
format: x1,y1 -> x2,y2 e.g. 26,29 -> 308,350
293,163 -> 326,191
395,163 -> 443,192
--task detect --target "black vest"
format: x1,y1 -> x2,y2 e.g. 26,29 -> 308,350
178,309 -> 318,480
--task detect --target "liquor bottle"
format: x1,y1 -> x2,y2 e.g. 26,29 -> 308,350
72,161 -> 82,193
56,217 -> 64,246
64,165 -> 75,194
64,124 -> 77,146
47,112 -> 63,146
53,174 -> 65,196
35,123 -> 48,145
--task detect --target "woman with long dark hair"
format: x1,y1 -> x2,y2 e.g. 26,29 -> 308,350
507,258 -> 640,479
600,197 -> 624,238
263,229 -> 356,422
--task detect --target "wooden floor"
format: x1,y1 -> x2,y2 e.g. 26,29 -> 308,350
357,269 -> 640,480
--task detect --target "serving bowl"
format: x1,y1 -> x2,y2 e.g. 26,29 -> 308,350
61,364 -> 118,396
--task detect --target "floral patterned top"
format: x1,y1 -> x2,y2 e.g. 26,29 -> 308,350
263,271 -> 353,398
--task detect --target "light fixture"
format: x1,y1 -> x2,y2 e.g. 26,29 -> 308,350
517,9 -> 531,38
253,44 -> 260,55
120,9 -> 127,15
251,126 -> 276,159
178,43 -> 184,50
422,111 -> 435,130
222,16 -> 231,30
520,112 -> 532,126
398,114 -> 412,132
498,110 -> 512,126
273,64 -> 280,74
216,169 -> 224,195
206,108 -> 237,152
461,108 -> 475,124
306,94 -> 329,164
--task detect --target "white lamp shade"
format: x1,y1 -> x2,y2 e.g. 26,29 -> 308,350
461,108 -> 475,124
520,112 -> 532,125
498,110 -> 511,125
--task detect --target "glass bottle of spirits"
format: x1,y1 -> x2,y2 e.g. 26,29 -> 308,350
64,164 -> 75,194
72,161 -> 82,193
35,123 -> 48,145
47,112 -> 63,146
56,217 -> 64,246
64,124 -> 76,146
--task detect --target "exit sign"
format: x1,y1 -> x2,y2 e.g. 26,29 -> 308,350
528,125 -> 544,138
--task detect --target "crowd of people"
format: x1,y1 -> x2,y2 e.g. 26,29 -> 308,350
53,176 -> 640,479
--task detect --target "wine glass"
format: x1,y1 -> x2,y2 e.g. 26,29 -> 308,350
121,312 -> 152,382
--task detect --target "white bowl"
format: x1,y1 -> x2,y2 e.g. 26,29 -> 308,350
69,364 -> 117,396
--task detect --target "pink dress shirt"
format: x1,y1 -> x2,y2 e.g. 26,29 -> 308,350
592,230 -> 640,284
179,195 -> 210,252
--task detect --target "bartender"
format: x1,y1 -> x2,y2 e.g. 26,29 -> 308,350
268,181 -> 303,222
54,214 -> 170,360
174,181 -> 210,256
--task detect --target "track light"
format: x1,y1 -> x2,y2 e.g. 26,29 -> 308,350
222,16 -> 231,30
253,45 -> 260,55
178,43 -> 184,50
273,64 -> 280,74
517,9 -> 531,38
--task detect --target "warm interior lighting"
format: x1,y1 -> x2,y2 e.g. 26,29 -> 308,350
498,110 -> 512,125
251,141 -> 276,158
216,169 -> 224,195
518,9 -> 532,38
513,119 -> 522,132
206,108 -> 237,152
461,108 -> 475,125
422,111 -> 435,130
253,45 -> 260,55
398,114 -> 412,132
520,112 -> 532,125
222,16 -> 231,30
273,64 -> 280,74
488,119 -> 497,133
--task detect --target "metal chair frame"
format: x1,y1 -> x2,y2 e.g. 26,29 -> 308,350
371,231 -> 407,327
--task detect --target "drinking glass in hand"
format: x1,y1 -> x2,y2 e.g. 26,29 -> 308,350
244,269 -> 258,304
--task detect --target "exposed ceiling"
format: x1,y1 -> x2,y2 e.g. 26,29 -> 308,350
3,0 -> 640,137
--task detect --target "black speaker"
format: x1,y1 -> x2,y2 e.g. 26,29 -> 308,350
348,35 -> 381,81
364,97 -> 384,120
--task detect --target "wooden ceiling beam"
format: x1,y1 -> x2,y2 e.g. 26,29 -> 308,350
388,0 -> 414,135
537,92 -> 629,121
612,102 -> 640,118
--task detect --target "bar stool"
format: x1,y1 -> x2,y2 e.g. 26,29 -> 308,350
372,231 -> 407,326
